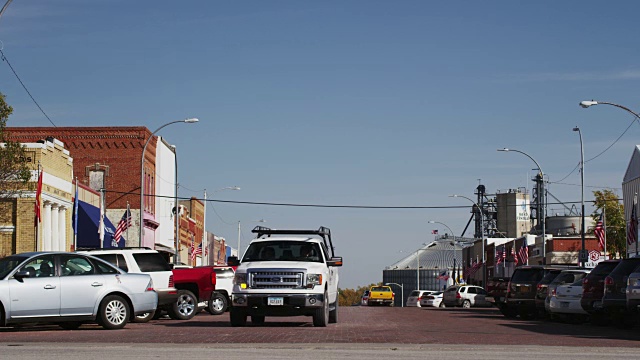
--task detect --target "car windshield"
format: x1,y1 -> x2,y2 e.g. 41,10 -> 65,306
511,269 -> 544,283
539,271 -> 562,285
0,255 -> 29,279
371,286 -> 391,292
242,241 -> 323,263
409,291 -> 420,297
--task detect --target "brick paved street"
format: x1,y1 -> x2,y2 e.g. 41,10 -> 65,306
2,306 -> 640,347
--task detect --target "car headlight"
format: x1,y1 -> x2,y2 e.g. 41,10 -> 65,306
307,274 -> 322,288
234,273 -> 248,289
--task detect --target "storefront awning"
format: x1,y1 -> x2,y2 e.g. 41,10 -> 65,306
76,201 -> 125,249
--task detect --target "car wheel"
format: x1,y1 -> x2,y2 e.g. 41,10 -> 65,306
207,292 -> 228,315
59,322 -> 82,330
98,295 -> 129,330
439,302 -> 446,308
230,308 -> 247,327
313,290 -> 329,327
462,300 -> 471,308
168,290 -> 197,320
251,315 -> 265,324
329,299 -> 338,324
133,310 -> 155,323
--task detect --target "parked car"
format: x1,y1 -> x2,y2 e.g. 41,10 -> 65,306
0,252 -> 157,330
78,248 -> 177,322
504,265 -> 577,319
625,263 -> 640,317
547,278 -> 589,322
406,290 -> 436,307
544,269 -> 591,314
486,276 -> 510,311
442,285 -> 490,308
581,259 -> 621,325
170,266 -> 216,319
361,290 -> 370,306
420,291 -> 444,308
601,257 -> 640,327
209,266 -> 235,315
368,285 -> 395,306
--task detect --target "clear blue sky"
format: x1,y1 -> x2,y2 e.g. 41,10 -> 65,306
1,1 -> 639,288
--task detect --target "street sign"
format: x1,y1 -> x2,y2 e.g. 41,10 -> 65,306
579,249 -> 589,262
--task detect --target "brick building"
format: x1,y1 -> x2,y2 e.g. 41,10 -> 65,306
5,127 -> 175,253
0,138 -> 73,257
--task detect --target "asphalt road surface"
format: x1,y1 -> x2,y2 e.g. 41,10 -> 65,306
1,306 -> 640,358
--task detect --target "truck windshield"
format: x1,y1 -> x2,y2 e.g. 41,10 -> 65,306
242,241 -> 323,263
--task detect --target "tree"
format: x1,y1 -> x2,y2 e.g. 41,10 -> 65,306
0,92 -> 30,200
591,189 -> 626,259
338,283 -> 380,306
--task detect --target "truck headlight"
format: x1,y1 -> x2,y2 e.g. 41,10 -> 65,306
307,274 -> 322,288
234,273 -> 247,289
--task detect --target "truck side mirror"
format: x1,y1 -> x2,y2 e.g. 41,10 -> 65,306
327,257 -> 343,267
227,256 -> 240,266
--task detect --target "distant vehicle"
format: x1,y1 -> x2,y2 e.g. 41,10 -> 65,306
0,252 -> 157,330
420,292 -> 444,308
406,290 -> 436,307
361,290 -> 370,306
547,278 -> 589,323
368,285 -> 395,306
504,265 -> 577,319
442,285 -> 490,308
601,258 -> 640,327
486,276 -> 510,315
544,269 -> 591,314
581,259 -> 621,325
625,263 -> 640,318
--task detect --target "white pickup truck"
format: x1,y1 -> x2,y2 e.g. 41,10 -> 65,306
228,226 -> 343,327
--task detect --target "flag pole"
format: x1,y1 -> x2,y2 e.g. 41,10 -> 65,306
73,177 -> 78,251
126,201 -> 130,245
603,206 -> 607,260
35,161 -> 40,251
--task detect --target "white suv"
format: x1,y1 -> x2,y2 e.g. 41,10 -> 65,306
229,226 -> 343,327
442,285 -> 490,308
406,290 -> 437,307
77,248 -> 177,322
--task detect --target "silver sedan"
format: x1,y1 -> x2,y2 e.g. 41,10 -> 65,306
0,252 -> 157,330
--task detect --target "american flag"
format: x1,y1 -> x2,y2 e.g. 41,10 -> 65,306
496,250 -> 504,266
431,229 -> 438,234
437,270 -> 449,280
113,209 -> 132,244
519,239 -> 528,265
628,204 -> 637,246
191,242 -> 203,262
594,214 -> 605,251
512,246 -> 518,266
468,260 -> 483,276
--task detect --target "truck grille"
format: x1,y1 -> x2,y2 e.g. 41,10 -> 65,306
249,271 -> 304,289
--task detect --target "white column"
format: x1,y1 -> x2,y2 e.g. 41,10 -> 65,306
51,204 -> 59,252
58,207 -> 67,251
43,202 -> 52,251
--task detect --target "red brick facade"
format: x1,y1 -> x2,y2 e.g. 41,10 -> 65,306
5,127 -> 157,211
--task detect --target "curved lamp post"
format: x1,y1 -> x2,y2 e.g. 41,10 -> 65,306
579,100 -> 640,120
573,126 -> 586,267
498,148 -> 546,264
385,282 -> 404,307
450,194 -> 486,287
139,118 -> 198,247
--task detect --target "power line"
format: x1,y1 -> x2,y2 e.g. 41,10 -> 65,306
0,49 -> 57,127
105,189 -> 620,209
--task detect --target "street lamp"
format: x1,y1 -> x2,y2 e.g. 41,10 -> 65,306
139,118 -> 198,247
385,282 -> 404,308
450,194 -> 486,287
498,148 -> 546,264
579,100 -> 640,121
573,126 -> 586,267
170,145 -> 180,264
428,220 -> 457,281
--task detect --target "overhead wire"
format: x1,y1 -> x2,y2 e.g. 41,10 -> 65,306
0,49 -> 56,127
